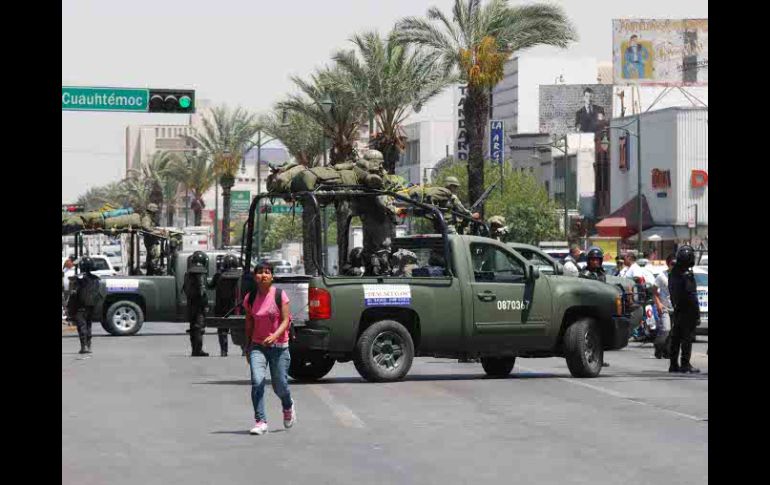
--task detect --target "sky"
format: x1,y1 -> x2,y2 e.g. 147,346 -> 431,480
62,0 -> 708,203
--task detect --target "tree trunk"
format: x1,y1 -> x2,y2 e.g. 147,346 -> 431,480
464,85 -> 489,219
166,204 -> 174,226
193,208 -> 202,226
221,179 -> 233,247
335,200 -> 351,270
382,143 -> 399,175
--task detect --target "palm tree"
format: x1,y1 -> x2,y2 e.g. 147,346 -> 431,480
128,151 -> 181,226
120,174 -> 153,215
333,30 -> 456,174
165,152 -> 216,226
258,108 -> 325,167
395,0 -> 576,215
77,181 -> 129,211
278,66 -> 366,164
187,105 -> 260,246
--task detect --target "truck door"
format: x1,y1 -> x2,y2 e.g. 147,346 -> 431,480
468,242 -> 544,351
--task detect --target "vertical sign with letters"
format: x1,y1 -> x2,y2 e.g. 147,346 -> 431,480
490,120 -> 504,165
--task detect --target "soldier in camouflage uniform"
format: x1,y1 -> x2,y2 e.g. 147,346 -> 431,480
443,177 -> 480,234
487,215 -> 508,241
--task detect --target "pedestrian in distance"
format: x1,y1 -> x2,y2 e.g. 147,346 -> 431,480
668,245 -> 701,374
68,257 -> 106,354
244,261 -> 296,435
562,244 -> 582,277
207,253 -> 242,357
182,251 -> 210,357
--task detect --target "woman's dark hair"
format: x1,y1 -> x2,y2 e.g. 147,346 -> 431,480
665,253 -> 676,265
254,261 -> 274,274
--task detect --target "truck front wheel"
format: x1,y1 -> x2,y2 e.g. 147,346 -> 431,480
103,301 -> 144,336
481,357 -> 516,377
564,318 -> 603,377
288,352 -> 335,382
353,320 -> 415,382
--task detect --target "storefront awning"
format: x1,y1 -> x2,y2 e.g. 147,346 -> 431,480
594,195 -> 654,238
628,226 -> 694,241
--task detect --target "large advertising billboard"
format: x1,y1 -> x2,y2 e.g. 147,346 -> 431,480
539,84 -> 614,135
613,19 -> 708,86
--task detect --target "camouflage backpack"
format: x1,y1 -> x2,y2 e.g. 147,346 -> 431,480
267,162 -> 307,194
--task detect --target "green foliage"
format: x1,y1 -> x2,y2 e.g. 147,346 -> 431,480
260,213 -> 304,252
258,108 -> 325,167
435,161 -> 560,244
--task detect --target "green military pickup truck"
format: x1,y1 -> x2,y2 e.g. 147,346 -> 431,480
207,189 -> 638,383
69,230 -> 237,336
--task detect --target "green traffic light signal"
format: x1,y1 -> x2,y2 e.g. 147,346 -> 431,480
147,89 -> 195,113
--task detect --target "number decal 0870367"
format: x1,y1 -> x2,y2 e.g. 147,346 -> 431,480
497,300 -> 529,311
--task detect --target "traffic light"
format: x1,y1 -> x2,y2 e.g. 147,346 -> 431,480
62,204 -> 85,213
147,88 -> 195,113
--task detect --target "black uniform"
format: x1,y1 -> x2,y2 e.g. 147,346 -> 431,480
183,271 -> 209,356
207,268 -> 241,356
668,265 -> 701,373
579,266 -> 607,283
69,270 -> 105,354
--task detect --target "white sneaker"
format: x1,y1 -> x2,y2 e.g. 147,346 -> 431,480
249,421 -> 268,435
283,403 -> 296,429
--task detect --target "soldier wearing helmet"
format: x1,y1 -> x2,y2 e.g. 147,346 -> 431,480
667,245 -> 700,373
443,176 -> 480,233
207,253 -> 243,357
487,215 -> 508,241
183,251 -> 211,357
579,247 -> 607,283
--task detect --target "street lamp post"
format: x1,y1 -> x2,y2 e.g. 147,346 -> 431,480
320,93 -> 334,272
602,115 -> 642,253
535,135 -> 570,239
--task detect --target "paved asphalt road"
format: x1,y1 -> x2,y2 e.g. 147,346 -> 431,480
62,322 -> 707,485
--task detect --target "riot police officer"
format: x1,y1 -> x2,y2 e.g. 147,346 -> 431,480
668,245 -> 701,373
579,247 -> 607,283
183,251 -> 210,357
69,257 -> 106,354
207,253 -> 242,357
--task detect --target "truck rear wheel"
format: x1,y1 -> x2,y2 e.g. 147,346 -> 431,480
481,357 -> 516,377
353,320 -> 414,382
564,318 -> 603,377
288,352 -> 335,382
103,301 -> 144,336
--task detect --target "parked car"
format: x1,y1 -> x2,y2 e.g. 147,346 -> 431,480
694,267 -> 708,335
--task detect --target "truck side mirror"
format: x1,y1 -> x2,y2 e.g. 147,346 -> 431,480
529,265 -> 540,281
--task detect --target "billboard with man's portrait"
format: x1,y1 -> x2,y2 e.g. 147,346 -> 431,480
539,84 -> 614,135
613,19 -> 708,86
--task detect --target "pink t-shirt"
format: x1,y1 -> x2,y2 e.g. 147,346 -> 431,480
243,287 -> 291,345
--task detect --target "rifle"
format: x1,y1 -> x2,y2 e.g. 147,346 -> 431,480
469,178 -> 501,214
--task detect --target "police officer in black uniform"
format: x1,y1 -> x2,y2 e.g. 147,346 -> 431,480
207,253 -> 242,357
182,251 -> 210,357
579,247 -> 607,282
69,257 -> 106,354
668,245 -> 701,373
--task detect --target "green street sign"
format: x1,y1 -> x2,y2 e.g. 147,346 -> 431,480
231,191 -> 251,214
62,86 -> 149,112
260,205 -> 303,214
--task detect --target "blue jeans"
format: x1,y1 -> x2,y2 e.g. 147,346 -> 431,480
249,345 -> 293,422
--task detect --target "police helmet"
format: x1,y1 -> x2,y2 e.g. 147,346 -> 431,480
187,251 -> 209,274
675,245 -> 695,268
79,256 -> 95,273
222,253 -> 241,270
586,247 -> 604,261
445,176 -> 460,188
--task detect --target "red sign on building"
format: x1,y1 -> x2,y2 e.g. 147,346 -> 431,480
651,169 -> 671,189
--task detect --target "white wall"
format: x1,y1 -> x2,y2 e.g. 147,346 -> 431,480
609,107 -> 708,227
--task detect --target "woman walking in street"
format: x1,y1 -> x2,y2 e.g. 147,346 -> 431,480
244,261 -> 296,435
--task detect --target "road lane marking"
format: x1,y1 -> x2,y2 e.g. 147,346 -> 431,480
310,386 -> 365,429
518,365 -> 707,422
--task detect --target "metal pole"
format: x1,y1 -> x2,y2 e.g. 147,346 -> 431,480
214,182 -> 219,249
185,188 -> 189,227
636,115 -> 643,253
563,136 -> 569,240
321,137 -> 328,271
256,131 -> 262,195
